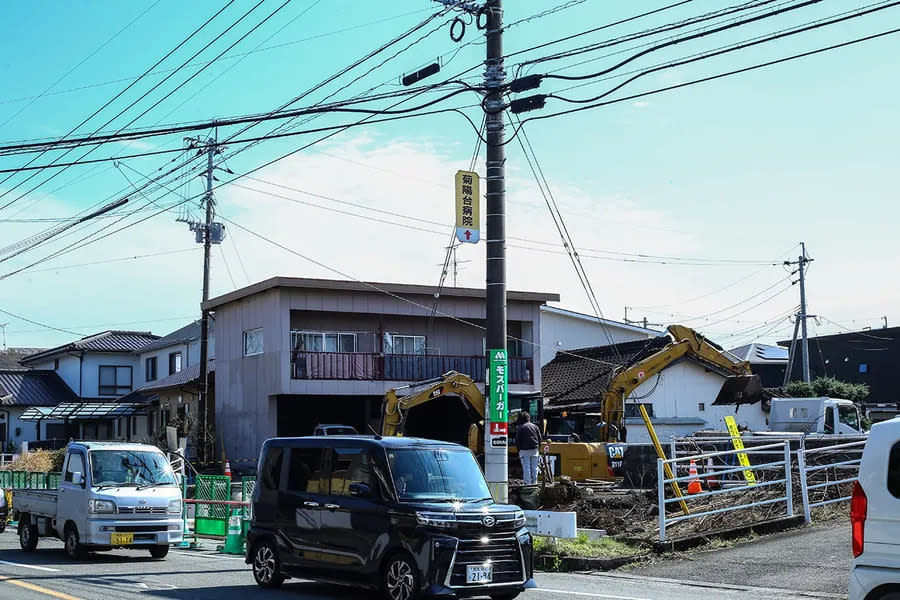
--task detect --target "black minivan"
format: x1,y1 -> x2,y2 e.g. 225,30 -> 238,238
247,436 -> 535,599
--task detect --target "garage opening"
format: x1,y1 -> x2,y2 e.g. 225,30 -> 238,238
277,395 -> 379,437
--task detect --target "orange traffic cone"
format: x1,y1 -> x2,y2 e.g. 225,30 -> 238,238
687,459 -> 702,495
224,460 -> 232,480
706,457 -> 721,490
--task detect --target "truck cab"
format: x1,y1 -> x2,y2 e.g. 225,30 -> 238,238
14,442 -> 183,560
769,397 -> 865,435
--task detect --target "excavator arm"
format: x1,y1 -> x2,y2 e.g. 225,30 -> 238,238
381,372 -> 484,438
600,325 -> 752,442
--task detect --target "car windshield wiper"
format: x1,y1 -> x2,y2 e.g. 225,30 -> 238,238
95,483 -> 138,490
136,481 -> 175,491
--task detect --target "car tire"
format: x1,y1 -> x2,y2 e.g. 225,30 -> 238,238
18,514 -> 38,552
149,545 -> 170,559
63,524 -> 86,560
381,553 -> 420,600
251,539 -> 284,589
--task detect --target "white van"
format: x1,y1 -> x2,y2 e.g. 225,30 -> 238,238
850,417 -> 900,599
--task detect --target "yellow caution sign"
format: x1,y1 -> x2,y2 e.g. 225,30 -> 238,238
725,416 -> 757,487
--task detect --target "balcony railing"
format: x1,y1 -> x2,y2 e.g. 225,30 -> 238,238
291,351 -> 533,384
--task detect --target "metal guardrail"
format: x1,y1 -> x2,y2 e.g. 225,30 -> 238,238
657,441 -> 793,542
797,439 -> 866,523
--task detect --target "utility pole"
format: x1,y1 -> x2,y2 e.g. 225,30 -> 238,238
784,243 -> 813,383
179,136 -> 225,464
0,323 -> 7,350
883,316 -> 889,329
483,0 -> 508,503
434,244 -> 470,287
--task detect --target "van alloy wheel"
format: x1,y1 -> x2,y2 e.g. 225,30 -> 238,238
385,558 -> 415,600
254,546 -> 275,583
252,541 -> 284,589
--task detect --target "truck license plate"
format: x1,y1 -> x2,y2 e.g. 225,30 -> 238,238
466,564 -> 492,584
111,533 -> 133,545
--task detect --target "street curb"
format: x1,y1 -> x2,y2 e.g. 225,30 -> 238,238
652,515 -> 807,553
537,553 -> 649,572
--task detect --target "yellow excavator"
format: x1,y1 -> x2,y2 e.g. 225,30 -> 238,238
545,324 -> 760,445
381,372 -> 612,481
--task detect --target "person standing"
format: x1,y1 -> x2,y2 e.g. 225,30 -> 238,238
515,412 -> 541,485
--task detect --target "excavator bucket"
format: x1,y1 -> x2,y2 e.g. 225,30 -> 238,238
713,374 -> 763,406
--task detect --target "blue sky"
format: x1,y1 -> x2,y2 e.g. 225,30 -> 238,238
0,0 -> 897,353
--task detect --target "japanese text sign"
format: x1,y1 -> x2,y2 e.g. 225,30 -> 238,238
488,348 -> 508,435
455,170 -> 480,244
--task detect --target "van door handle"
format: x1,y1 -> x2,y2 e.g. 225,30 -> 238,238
303,501 -> 319,508
323,504 -> 339,511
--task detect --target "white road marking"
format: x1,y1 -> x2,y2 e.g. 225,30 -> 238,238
0,560 -> 59,573
531,589 -> 651,600
170,550 -> 246,561
0,559 -> 61,572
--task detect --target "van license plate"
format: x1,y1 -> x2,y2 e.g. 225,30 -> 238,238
466,564 -> 492,584
111,533 -> 133,545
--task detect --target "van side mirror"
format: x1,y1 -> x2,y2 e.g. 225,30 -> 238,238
348,483 -> 372,498
72,472 -> 84,487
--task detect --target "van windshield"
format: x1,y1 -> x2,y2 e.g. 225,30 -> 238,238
387,448 -> 491,502
90,449 -> 177,488
839,405 -> 861,432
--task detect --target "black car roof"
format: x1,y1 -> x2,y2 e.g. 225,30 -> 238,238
262,436 -> 466,450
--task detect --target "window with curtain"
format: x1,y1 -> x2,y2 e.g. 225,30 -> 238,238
292,331 -> 357,353
389,335 -> 426,355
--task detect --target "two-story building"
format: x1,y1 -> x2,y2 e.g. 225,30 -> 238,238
128,319 -> 215,449
20,331 -> 159,441
539,306 -> 661,366
204,276 -> 559,461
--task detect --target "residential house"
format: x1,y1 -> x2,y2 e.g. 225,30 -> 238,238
539,306 -> 661,366
20,331 -> 159,440
728,343 -> 789,388
0,347 -> 46,370
0,369 -> 80,449
779,326 -> 900,421
542,336 -> 768,444
204,276 -> 559,461
128,320 -> 215,449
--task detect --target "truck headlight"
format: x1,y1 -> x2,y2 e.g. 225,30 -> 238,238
514,510 -> 526,528
167,499 -> 183,514
416,512 -> 457,529
88,499 -> 116,514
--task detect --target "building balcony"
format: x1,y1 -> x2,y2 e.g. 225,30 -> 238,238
290,351 -> 533,384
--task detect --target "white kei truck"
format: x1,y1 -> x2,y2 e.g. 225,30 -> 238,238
13,442 -> 183,560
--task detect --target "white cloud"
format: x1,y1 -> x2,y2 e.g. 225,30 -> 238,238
633,101 -> 650,109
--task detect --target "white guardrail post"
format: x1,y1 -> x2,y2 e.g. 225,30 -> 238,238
783,441 -> 794,517
657,458 -> 666,542
797,448 -> 811,524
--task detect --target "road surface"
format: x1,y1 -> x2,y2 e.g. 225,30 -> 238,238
0,528 -> 845,600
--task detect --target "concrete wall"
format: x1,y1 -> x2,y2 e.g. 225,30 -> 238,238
540,309 -> 659,366
623,360 -> 769,444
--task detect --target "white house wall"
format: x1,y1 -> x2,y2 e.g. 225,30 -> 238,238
80,353 -> 141,399
623,361 -> 768,444
540,311 -> 658,366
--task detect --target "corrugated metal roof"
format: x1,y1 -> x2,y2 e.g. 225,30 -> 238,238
728,343 -> 789,363
22,331 -> 159,364
0,369 -> 80,406
135,360 -> 214,394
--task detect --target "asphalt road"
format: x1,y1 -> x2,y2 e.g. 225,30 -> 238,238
630,523 -> 852,596
0,528 -> 847,600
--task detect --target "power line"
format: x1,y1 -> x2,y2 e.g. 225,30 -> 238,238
0,7 -> 436,108
25,248 -> 198,274
0,307 -> 84,336
0,0 -> 163,131
0,0 -> 239,211
503,26 -> 900,145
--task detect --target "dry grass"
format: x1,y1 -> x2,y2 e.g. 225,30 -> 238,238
0,449 -> 66,472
